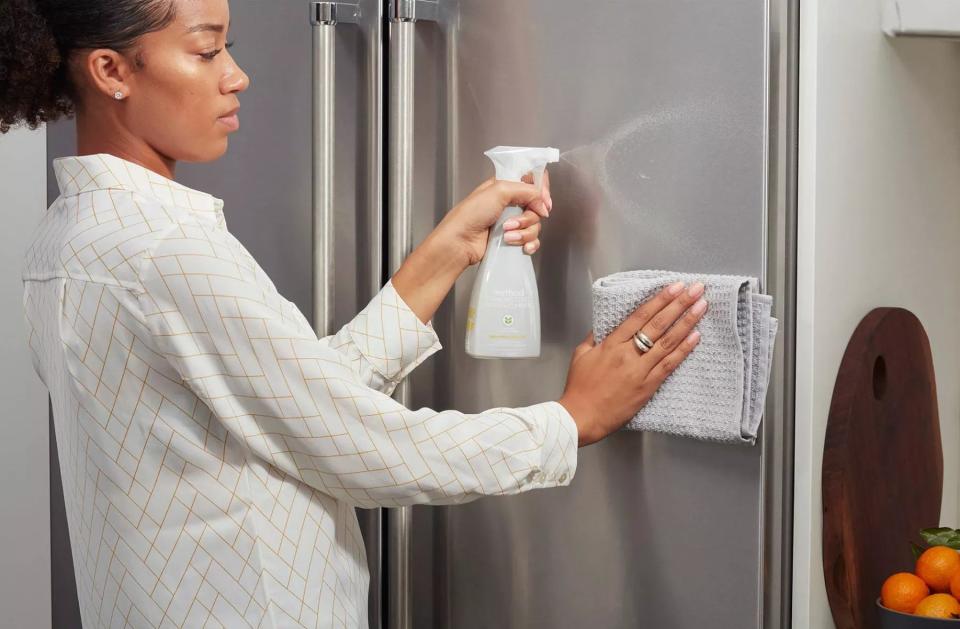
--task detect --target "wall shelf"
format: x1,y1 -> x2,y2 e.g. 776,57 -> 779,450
882,0 -> 960,37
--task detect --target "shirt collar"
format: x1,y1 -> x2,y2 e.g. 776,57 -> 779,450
52,153 -> 226,229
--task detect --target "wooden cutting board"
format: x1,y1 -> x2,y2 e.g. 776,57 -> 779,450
822,307 -> 943,629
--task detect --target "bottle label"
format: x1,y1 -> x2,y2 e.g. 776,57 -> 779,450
476,288 -> 532,346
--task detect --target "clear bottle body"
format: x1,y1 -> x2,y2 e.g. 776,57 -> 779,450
465,206 -> 541,359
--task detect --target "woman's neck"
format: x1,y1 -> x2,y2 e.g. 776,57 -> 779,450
75,111 -> 176,180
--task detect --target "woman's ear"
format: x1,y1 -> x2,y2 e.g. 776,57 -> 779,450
78,47 -> 135,101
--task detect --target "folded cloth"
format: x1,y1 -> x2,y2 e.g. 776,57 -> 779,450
591,270 -> 778,445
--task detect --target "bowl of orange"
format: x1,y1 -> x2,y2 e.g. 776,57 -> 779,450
878,596 -> 960,627
878,544 -> 960,626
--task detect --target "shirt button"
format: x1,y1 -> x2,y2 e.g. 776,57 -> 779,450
559,473 -> 568,483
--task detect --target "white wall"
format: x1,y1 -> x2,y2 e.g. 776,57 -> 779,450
794,1 -> 960,627
0,126 -> 50,628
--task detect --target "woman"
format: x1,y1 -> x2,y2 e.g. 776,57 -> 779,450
2,0 -> 708,627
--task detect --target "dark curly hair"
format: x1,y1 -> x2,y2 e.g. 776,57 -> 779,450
0,0 -> 177,134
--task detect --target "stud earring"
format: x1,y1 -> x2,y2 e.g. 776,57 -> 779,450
114,90 -> 124,100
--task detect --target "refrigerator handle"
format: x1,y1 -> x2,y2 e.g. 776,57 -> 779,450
386,2 -> 438,629
310,2 -> 361,335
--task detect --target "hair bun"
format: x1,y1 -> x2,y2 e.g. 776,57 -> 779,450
0,0 -> 73,133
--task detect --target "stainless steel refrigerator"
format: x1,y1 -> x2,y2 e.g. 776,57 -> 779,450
47,1 -> 797,627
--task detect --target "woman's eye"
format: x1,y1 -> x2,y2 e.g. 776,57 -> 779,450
200,40 -> 235,61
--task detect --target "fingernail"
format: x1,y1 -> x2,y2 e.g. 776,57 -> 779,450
524,242 -> 537,254
547,197 -> 553,211
692,298 -> 707,315
503,219 -> 520,230
504,231 -> 522,243
686,330 -> 701,346
668,281 -> 685,295
688,282 -> 704,297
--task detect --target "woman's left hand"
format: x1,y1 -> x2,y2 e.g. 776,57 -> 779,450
435,170 -> 553,267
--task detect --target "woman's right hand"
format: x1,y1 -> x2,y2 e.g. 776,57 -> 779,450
558,281 -> 708,447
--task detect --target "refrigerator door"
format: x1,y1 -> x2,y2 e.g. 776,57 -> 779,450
402,1 -> 772,627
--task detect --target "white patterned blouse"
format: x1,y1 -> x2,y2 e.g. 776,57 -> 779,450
20,153 -> 578,628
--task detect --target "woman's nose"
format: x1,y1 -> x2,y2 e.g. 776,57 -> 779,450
222,61 -> 250,94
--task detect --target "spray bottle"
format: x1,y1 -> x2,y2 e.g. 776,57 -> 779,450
465,146 -> 560,359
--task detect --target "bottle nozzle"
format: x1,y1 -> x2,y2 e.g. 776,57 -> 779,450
484,146 -> 561,185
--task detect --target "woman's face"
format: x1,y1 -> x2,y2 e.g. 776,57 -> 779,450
82,0 -> 250,163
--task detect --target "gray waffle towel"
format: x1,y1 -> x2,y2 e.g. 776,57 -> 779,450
592,270 -> 778,445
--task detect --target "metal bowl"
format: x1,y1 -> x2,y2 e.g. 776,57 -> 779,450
878,598 -> 960,627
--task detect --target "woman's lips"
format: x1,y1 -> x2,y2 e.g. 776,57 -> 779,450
218,113 -> 240,131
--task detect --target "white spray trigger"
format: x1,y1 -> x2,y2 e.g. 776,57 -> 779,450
532,168 -> 545,195
484,146 -> 560,184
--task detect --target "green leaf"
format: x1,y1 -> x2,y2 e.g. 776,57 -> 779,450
920,526 -> 952,537
920,527 -> 960,548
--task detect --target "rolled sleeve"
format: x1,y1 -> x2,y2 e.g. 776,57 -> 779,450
508,400 -> 579,488
337,278 -> 442,395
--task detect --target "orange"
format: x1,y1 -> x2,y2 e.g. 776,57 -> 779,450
881,572 -> 930,613
950,570 -> 960,600
915,593 -> 960,619
916,546 -> 960,592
